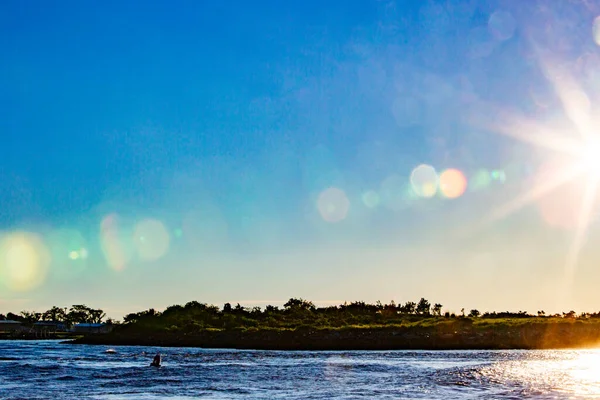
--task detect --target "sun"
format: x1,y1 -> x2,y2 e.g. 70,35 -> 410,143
466,56 -> 600,300
580,137 -> 600,177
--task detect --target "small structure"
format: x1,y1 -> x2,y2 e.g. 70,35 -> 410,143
72,323 -> 112,334
0,320 -> 22,332
33,321 -> 67,333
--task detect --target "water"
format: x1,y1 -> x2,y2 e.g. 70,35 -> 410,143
2,341 -> 600,399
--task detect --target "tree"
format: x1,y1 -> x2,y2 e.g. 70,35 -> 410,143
68,305 -> 91,324
6,312 -> 22,321
88,308 -> 106,324
265,305 -> 279,313
20,311 -> 41,324
381,301 -> 398,316
66,305 -> 105,324
416,298 -> 431,315
223,303 -> 232,313
123,308 -> 158,324
233,303 -> 248,315
123,312 -> 141,324
432,303 -> 443,316
468,309 -> 480,318
399,301 -> 415,314
284,298 -> 315,312
42,306 -> 67,322
537,310 -> 545,317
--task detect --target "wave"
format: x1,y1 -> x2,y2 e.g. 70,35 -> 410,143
56,375 -> 79,381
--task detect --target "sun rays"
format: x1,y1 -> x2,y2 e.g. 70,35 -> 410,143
470,48 -> 600,292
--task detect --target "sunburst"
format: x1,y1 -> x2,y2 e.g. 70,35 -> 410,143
467,50 -> 600,294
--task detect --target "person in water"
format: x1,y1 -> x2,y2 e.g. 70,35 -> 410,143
150,353 -> 161,367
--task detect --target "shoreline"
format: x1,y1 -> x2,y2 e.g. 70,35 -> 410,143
66,324 -> 600,350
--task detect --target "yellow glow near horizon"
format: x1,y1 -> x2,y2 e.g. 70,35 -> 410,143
0,232 -> 50,292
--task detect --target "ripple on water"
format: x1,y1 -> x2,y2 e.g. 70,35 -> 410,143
3,344 -> 600,399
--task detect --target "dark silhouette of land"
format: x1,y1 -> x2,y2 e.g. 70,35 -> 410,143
4,299 -> 600,349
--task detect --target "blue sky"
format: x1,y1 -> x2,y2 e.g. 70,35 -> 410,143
2,0 -> 600,318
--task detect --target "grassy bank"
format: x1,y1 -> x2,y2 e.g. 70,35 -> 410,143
70,317 -> 600,350
3,298 -> 594,350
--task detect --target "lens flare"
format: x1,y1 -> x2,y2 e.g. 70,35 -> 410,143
593,16 -> 600,46
488,10 -> 516,41
133,219 -> 171,261
47,229 -> 88,278
79,248 -> 88,259
361,190 -> 380,209
471,169 -> 492,191
100,213 -> 133,271
0,232 -> 50,292
317,187 -> 350,223
491,169 -> 507,183
410,164 -> 438,198
439,169 -> 468,199
68,247 -> 88,261
467,26 -> 496,59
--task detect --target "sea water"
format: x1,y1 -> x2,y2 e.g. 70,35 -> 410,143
2,340 -> 600,399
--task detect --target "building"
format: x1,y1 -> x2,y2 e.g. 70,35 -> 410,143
0,320 -> 23,332
71,323 -> 113,334
33,321 -> 67,333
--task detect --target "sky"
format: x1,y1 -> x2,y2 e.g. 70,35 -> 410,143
2,0 -> 600,319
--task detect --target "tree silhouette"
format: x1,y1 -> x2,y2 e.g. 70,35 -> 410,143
265,305 -> 279,313
399,301 -> 416,314
416,298 -> 431,315
20,311 -> 41,324
66,305 -> 105,324
43,306 -> 67,322
284,298 -> 315,312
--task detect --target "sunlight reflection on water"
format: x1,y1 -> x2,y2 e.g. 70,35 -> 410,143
476,350 -> 600,398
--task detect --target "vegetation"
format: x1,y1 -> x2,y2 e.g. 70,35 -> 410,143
112,298 -> 600,333
6,299 -> 600,349
0,304 -> 107,327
